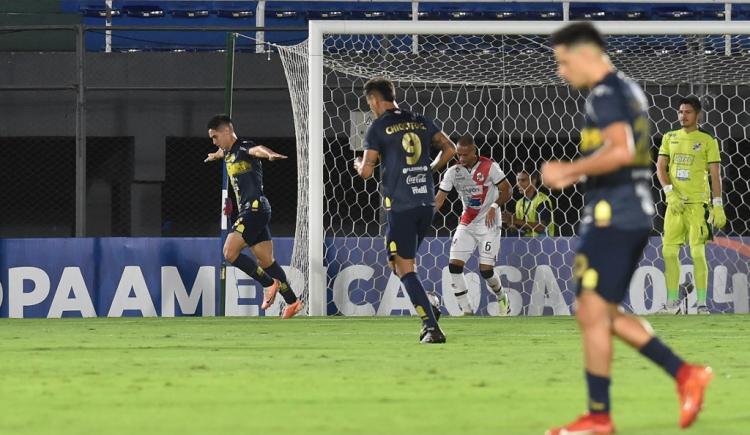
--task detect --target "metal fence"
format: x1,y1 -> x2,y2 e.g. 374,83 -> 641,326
0,25 -> 302,238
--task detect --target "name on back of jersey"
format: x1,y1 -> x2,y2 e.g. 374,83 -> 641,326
385,122 -> 427,135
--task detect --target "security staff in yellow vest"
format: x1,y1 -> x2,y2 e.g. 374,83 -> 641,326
502,170 -> 555,236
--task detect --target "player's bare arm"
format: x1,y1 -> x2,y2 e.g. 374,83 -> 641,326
708,162 -> 727,228
354,149 -> 379,179
709,163 -> 722,199
204,147 -> 225,162
542,121 -> 634,189
248,145 -> 288,161
485,179 -> 512,227
434,189 -> 449,211
430,131 -> 457,172
656,155 -> 671,188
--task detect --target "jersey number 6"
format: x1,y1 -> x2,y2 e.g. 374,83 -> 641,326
402,132 -> 422,165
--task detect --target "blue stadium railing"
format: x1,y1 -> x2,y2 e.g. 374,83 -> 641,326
59,1 -> 750,51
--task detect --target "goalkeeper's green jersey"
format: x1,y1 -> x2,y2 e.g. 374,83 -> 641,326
658,128 -> 721,204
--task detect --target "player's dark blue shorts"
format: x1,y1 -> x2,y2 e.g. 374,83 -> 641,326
232,209 -> 272,247
574,226 -> 650,303
385,205 -> 434,260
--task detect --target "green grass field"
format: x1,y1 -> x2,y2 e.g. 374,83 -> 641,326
0,316 -> 747,435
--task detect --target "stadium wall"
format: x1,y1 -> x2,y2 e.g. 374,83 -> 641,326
0,237 -> 747,318
0,52 -> 294,236
2,52 -> 748,237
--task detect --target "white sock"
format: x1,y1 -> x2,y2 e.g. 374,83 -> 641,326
485,271 -> 503,295
450,273 -> 472,312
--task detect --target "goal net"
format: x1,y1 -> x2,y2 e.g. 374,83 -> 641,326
276,21 -> 750,316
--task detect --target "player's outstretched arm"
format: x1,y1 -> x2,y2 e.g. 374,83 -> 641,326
429,131 -> 457,172
247,145 -> 288,161
542,122 -> 634,189
353,149 -> 379,179
204,147 -> 225,162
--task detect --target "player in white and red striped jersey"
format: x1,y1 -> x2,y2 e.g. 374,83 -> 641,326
435,135 -> 512,315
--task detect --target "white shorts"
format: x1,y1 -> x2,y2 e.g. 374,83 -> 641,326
449,224 -> 501,265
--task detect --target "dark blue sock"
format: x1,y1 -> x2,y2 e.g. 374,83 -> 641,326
263,261 -> 297,304
231,254 -> 274,287
639,337 -> 684,378
586,371 -> 611,415
400,272 -> 438,329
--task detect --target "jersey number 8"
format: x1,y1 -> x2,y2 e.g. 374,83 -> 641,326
402,132 -> 422,165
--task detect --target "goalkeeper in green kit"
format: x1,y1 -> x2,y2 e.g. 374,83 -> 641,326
657,96 -> 726,314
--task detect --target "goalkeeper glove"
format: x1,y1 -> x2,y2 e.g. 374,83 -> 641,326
664,185 -> 686,214
708,198 -> 727,229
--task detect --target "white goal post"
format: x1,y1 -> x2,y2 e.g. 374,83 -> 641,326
302,20 -> 750,316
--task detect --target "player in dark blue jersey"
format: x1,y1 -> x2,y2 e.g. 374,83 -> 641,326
205,114 -> 302,319
354,77 -> 456,344
542,23 -> 712,435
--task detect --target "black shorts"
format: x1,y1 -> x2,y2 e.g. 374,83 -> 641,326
232,209 -> 272,247
574,226 -> 650,304
385,205 -> 434,260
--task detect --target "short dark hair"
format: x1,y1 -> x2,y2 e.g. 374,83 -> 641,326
363,77 -> 396,102
517,168 -> 539,184
457,134 -> 475,147
550,22 -> 606,51
679,96 -> 702,113
207,114 -> 232,130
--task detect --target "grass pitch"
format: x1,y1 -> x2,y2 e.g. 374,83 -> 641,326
0,316 -> 747,435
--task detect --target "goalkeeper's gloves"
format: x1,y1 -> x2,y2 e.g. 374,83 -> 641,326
708,198 -> 727,229
663,185 -> 686,214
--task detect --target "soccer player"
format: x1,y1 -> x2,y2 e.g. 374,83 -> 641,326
502,169 -> 556,237
353,77 -> 456,344
434,135 -> 512,315
205,114 -> 303,319
657,96 -> 726,315
541,23 -> 712,434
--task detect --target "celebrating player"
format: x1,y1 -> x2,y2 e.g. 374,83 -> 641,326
434,135 -> 512,315
205,114 -> 303,319
353,77 -> 456,344
657,96 -> 725,315
542,23 -> 712,434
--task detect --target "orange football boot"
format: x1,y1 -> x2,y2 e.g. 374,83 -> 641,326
545,413 -> 615,435
260,279 -> 280,310
282,299 -> 303,319
676,364 -> 713,429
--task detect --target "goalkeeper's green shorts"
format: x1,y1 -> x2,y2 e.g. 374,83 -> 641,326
663,202 -> 712,246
